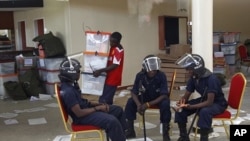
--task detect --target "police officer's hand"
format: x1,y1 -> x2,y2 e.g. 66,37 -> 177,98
90,102 -> 102,106
137,104 -> 147,115
95,104 -> 109,112
174,99 -> 189,112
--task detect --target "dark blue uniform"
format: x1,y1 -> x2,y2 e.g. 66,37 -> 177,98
125,71 -> 171,124
60,82 -> 127,141
174,74 -> 228,129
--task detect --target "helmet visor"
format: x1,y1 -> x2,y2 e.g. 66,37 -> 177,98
175,53 -> 199,68
142,56 -> 161,72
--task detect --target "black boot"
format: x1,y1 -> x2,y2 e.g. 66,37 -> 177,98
162,123 -> 171,141
177,123 -> 190,141
200,128 -> 209,141
125,120 -> 136,139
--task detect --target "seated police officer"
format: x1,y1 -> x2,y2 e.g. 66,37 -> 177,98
174,53 -> 228,141
125,55 -> 171,141
58,58 -> 127,141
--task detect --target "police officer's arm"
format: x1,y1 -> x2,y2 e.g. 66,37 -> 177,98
186,93 -> 215,109
147,95 -> 167,106
180,91 -> 192,103
131,92 -> 142,107
71,104 -> 109,118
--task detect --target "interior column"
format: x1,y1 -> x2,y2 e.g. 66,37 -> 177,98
192,0 -> 213,70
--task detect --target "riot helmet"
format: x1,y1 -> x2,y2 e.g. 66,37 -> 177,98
59,58 -> 81,82
175,53 -> 208,78
142,54 -> 161,72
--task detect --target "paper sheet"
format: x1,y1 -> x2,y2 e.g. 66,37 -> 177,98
28,117 -> 47,125
4,119 -> 18,125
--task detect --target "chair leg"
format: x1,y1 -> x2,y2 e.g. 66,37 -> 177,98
71,133 -> 76,141
106,135 -> 109,141
220,120 -> 230,139
194,125 -> 198,140
239,61 -> 242,70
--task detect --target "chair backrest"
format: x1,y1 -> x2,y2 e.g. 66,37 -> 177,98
55,83 -> 71,132
227,73 -> 246,112
169,69 -> 177,98
238,45 -> 248,59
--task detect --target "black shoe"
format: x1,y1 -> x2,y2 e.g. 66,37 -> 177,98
163,135 -> 171,141
177,137 -> 190,141
125,130 -> 136,139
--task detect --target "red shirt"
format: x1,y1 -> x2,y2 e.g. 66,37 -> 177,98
105,46 -> 124,86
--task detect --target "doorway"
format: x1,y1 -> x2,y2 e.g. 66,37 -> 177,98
158,16 -> 188,50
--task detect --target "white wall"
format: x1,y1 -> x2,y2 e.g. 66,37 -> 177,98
213,0 -> 250,42
13,0 -> 68,49
12,0 -> 250,87
67,0 -> 180,86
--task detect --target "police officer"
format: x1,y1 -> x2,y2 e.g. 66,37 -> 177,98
174,53 -> 228,141
58,58 -> 127,141
125,54 -> 171,141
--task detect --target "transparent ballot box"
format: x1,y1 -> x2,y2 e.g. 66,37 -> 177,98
85,31 -> 110,53
81,72 -> 106,96
83,52 -> 108,73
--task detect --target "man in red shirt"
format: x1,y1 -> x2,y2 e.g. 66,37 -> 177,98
93,32 -> 124,105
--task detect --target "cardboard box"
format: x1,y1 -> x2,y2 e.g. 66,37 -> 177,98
169,44 -> 191,58
213,57 -> 226,66
214,52 -> 224,58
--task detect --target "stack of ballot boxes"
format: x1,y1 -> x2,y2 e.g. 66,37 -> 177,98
38,57 -> 64,95
81,31 -> 110,95
213,52 -> 229,77
0,60 -> 17,99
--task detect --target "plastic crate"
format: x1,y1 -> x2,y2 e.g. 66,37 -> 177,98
16,56 -> 38,69
220,43 -> 237,55
223,32 -> 240,43
38,68 -> 60,83
213,34 -> 221,44
44,82 -> 59,95
225,55 -> 236,65
213,67 -> 226,75
0,61 -> 15,75
38,57 -> 64,70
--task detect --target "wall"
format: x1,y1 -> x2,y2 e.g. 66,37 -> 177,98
213,0 -> 250,43
11,0 -> 250,87
67,0 -> 180,86
13,0 -> 68,49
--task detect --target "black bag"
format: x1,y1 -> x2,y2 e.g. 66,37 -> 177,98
33,31 -> 66,58
18,69 -> 46,97
214,73 -> 226,86
4,81 -> 28,100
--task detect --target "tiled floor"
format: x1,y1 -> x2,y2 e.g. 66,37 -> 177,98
1,71 -> 250,141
